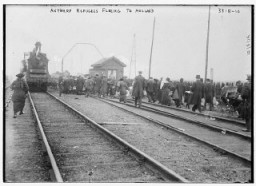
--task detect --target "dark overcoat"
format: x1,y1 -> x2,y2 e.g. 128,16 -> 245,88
147,79 -> 155,93
119,81 -> 128,95
176,82 -> 185,101
94,76 -> 102,92
76,77 -> 84,92
204,82 -> 214,104
11,78 -> 29,113
190,81 -> 203,105
101,77 -> 108,95
132,75 -> 145,98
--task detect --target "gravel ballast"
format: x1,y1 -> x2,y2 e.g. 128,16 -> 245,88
49,92 -> 251,183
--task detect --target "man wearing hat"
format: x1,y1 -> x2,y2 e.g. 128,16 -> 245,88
132,71 -> 146,107
204,78 -> 215,111
11,73 -> 29,118
241,75 -> 251,132
190,75 -> 204,112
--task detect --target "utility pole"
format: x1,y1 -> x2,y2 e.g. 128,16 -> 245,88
129,34 -> 136,78
149,17 -> 156,79
204,6 -> 211,83
210,68 -> 214,81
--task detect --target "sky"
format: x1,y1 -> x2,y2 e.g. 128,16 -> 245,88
5,5 -> 252,82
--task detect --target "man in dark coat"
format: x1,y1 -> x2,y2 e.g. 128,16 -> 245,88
94,74 -> 102,97
76,76 -> 84,95
117,78 -> 129,103
241,75 -> 251,132
161,78 -> 172,106
84,77 -> 94,97
190,75 -> 204,112
175,78 -> 185,107
11,73 -> 29,118
100,75 -> 108,97
132,71 -> 145,107
146,77 -> 155,103
204,78 -> 215,111
63,78 -> 70,94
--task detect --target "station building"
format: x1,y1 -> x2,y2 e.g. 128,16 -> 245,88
89,56 -> 126,80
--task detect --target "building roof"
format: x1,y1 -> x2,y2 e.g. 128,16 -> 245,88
91,56 -> 126,67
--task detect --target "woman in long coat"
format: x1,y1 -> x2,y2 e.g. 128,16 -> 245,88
11,73 -> 29,118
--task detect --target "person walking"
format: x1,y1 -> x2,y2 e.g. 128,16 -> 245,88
175,78 -> 185,107
132,71 -> 145,107
100,75 -> 108,97
76,76 -> 84,95
94,74 -> 102,97
117,78 -> 129,103
204,78 -> 215,111
241,75 -> 251,132
11,73 -> 29,118
146,77 -> 155,103
190,75 -> 204,112
84,76 -> 94,97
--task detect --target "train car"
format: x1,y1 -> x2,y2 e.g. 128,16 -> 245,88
25,42 -> 49,92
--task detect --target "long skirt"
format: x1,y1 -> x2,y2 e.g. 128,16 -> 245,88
120,94 -> 127,103
13,100 -> 25,114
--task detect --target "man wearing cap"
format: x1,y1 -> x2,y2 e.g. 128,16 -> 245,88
190,75 -> 204,112
241,75 -> 251,132
132,71 -> 146,107
11,73 -> 29,118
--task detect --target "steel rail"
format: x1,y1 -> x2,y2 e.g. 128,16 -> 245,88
28,92 -> 63,182
46,91 -> 189,183
126,98 -> 245,126
137,103 -> 250,140
95,97 -> 251,165
110,98 -> 250,141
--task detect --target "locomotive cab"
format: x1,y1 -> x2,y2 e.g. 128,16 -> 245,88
25,42 -> 49,92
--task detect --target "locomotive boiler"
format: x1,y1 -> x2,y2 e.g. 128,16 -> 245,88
23,42 -> 49,92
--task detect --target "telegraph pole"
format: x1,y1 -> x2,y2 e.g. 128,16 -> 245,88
204,6 -> 211,83
149,17 -> 156,79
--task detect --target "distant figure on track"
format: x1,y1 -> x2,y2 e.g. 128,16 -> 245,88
11,73 -> 29,118
132,71 -> 145,108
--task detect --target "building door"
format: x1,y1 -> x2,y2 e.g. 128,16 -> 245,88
108,70 -> 116,79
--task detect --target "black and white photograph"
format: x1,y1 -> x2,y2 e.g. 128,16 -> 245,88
3,2 -> 253,183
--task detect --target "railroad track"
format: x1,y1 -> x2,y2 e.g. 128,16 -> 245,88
122,98 -> 250,140
94,97 -> 251,165
127,98 -> 245,125
28,92 -> 188,182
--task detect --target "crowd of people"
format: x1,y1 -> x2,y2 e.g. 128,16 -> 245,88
50,71 -> 252,132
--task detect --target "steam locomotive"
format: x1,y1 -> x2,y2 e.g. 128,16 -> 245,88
22,42 -> 49,92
